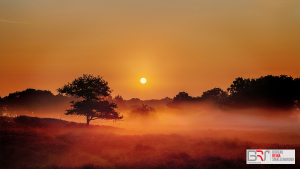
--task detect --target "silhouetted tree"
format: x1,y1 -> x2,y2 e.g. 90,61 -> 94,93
227,77 -> 251,94
129,98 -> 141,104
227,75 -> 299,110
295,78 -> 300,109
113,95 -> 126,109
1,88 -> 67,116
167,92 -> 194,108
58,74 -> 123,126
0,96 -> 5,116
173,92 -> 193,102
202,88 -> 228,100
114,95 -> 124,102
201,88 -> 228,106
66,100 -> 119,122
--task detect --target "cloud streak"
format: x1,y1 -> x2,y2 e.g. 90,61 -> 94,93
0,19 -> 28,24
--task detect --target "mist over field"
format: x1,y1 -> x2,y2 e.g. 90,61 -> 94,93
1,102 -> 300,169
1,75 -> 299,168
1,0 -> 299,168
1,110 -> 299,169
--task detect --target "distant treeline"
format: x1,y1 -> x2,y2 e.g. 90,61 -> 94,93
0,75 -> 299,116
167,75 -> 299,110
0,89 -> 76,116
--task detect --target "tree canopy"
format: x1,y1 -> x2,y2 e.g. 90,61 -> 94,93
58,74 -> 111,101
173,92 -> 193,102
167,75 -> 299,111
58,74 -> 123,125
227,75 -> 299,109
0,88 -> 72,116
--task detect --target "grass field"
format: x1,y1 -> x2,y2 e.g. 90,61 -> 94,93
0,115 -> 299,169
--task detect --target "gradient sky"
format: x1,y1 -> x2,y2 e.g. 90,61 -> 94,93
1,0 -> 299,100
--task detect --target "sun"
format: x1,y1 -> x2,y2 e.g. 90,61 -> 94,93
140,78 -> 146,84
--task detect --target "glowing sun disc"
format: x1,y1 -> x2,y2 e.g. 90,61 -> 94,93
140,78 -> 146,84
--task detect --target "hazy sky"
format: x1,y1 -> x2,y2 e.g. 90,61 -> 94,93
1,0 -> 299,100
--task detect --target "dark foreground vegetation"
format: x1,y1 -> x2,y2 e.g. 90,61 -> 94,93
1,116 -> 299,169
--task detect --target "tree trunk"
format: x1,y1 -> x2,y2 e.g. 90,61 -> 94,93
86,115 -> 90,126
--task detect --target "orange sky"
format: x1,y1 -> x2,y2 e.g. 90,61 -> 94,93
0,0 -> 299,100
